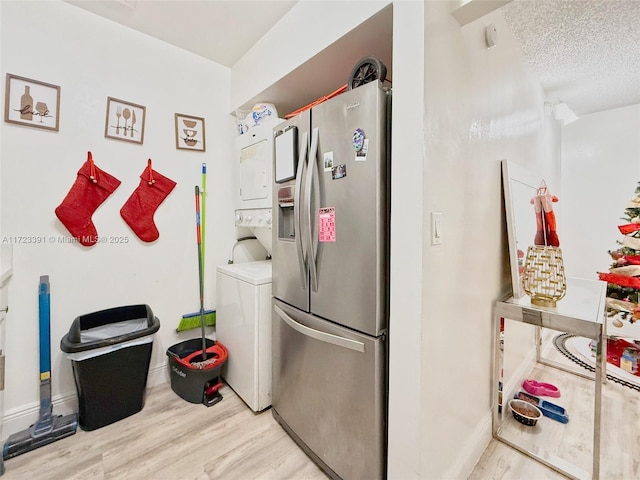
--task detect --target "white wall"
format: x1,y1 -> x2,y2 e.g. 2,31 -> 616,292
418,3 -> 557,478
0,1 -> 236,435
386,2 -> 425,479
0,0 -> 6,450
561,104 -> 640,280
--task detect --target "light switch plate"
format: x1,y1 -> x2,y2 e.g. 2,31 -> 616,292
431,212 -> 443,245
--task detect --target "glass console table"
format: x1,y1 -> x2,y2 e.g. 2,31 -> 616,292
493,277 -> 607,480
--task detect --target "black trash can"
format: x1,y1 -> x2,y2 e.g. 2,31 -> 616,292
60,304 -> 160,431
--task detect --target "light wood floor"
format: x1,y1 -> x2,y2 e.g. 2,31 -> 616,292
1,383 -> 329,480
2,339 -> 638,479
469,370 -> 639,479
469,334 -> 640,480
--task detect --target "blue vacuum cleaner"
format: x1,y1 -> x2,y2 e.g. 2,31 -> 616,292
3,276 -> 78,460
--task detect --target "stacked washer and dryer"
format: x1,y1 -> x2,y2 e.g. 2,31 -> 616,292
215,115 -> 282,412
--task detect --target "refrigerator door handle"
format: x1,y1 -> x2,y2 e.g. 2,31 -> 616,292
306,127 -> 319,292
294,131 -> 308,288
274,305 -> 365,353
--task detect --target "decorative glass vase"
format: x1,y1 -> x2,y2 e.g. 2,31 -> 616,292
522,245 -> 567,307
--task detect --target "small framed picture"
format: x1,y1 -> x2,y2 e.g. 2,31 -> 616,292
104,97 -> 146,144
4,73 -> 61,131
175,113 -> 206,152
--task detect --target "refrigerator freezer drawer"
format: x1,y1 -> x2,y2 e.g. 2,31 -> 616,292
272,298 -> 386,480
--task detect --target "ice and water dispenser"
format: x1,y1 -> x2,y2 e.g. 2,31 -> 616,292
274,126 -> 299,243
276,186 -> 295,241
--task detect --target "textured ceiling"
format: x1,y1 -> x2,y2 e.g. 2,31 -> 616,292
502,0 -> 640,116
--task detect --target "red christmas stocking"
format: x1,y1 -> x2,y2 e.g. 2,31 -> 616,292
55,152 -> 121,247
120,159 -> 177,242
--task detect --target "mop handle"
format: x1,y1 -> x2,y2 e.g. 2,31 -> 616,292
201,163 -> 206,265
39,275 -> 53,418
38,276 -> 51,380
195,186 -> 206,360
195,186 -> 203,295
195,185 -> 201,246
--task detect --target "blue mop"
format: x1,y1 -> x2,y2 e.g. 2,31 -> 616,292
3,276 -> 78,460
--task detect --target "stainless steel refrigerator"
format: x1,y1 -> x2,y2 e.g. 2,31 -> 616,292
272,80 -> 390,480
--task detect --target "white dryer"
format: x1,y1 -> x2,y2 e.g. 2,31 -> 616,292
216,260 -> 272,412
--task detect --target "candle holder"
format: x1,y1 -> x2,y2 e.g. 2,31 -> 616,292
522,245 -> 567,307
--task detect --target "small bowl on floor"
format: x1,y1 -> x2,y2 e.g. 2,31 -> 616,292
508,399 -> 542,426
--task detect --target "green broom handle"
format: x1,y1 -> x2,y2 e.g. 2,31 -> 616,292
201,163 -> 207,269
195,186 -> 206,359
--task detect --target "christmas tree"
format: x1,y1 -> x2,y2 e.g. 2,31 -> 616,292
598,182 -> 640,327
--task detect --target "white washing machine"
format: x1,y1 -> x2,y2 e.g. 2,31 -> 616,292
216,260 -> 272,412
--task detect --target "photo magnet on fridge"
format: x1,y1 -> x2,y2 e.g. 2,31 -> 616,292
332,164 -> 347,180
352,128 -> 365,151
355,138 -> 369,162
324,151 -> 334,172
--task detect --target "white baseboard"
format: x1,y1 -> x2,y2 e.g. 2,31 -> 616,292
2,362 -> 169,440
444,343 -> 537,479
147,362 -> 170,388
2,391 -> 78,440
443,411 -> 493,480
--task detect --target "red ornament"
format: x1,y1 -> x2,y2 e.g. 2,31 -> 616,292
618,223 -> 640,235
598,272 -> 640,289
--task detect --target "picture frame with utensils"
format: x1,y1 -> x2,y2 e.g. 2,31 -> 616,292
4,73 -> 60,131
105,97 -> 146,144
175,113 -> 206,152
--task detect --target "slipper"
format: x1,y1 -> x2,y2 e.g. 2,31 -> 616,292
522,379 -> 561,397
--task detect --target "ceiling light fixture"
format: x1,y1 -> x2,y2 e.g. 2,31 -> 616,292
544,100 -> 579,126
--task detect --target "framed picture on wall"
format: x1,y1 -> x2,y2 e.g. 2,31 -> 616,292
4,73 -> 61,131
175,113 -> 206,152
104,97 -> 146,144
